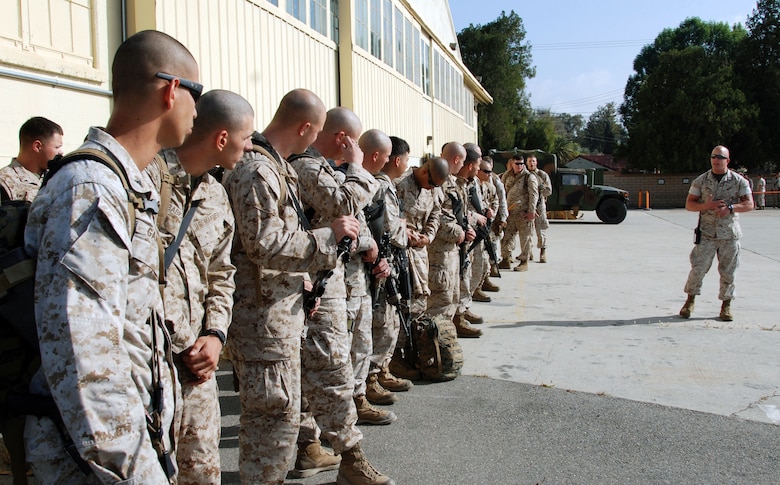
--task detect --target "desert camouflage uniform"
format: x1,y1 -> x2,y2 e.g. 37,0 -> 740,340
290,148 -> 378,454
23,127 -> 177,483
501,168 -> 539,263
223,134 -> 341,484
684,169 -> 751,301
395,169 -> 441,317
369,172 -> 408,373
427,174 -> 468,320
532,168 -> 552,249
469,179 -> 497,293
492,173 -> 508,261
147,150 -> 236,484
0,159 -> 42,202
457,177 -> 481,314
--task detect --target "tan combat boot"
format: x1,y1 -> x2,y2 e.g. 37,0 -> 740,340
472,288 -> 492,302
336,443 -> 395,485
490,263 -> 501,277
377,367 -> 413,392
463,309 -> 484,325
720,300 -> 733,321
498,259 -> 511,270
388,351 -> 420,381
453,313 -> 482,338
679,295 -> 695,318
539,248 -> 547,263
289,440 -> 341,478
513,260 -> 529,272
365,374 -> 398,405
481,279 -> 500,292
354,395 -> 396,426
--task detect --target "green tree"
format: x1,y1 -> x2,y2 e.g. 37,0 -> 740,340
620,18 -> 751,172
458,11 -> 535,150
579,103 -> 625,155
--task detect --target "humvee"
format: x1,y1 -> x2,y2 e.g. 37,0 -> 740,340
488,149 -> 629,224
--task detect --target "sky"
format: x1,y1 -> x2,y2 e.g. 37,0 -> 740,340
448,0 -> 760,118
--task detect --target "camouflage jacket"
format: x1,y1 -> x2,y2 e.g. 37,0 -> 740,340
146,150 -> 236,354
430,174 -> 467,255
532,168 -> 552,200
395,168 -> 441,243
502,168 -> 539,215
373,172 -> 407,249
23,127 -> 176,482
491,173 -> 508,223
290,148 -> 379,299
223,135 -> 340,358
0,159 -> 42,202
689,169 -> 751,240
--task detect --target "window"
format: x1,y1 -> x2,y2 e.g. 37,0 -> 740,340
287,0 -> 306,22
562,174 -> 584,186
382,0 -> 393,67
267,0 -> 278,5
421,36 -> 430,95
330,0 -> 339,42
355,0 -> 368,50
369,0 -> 382,58
310,0 -> 327,36
413,27 -> 421,86
394,7 -> 404,76
433,51 -> 441,99
404,18 -> 413,82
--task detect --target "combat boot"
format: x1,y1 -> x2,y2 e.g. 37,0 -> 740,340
377,366 -> 413,392
354,395 -> 397,425
463,309 -> 484,325
481,279 -> 500,292
388,351 -> 420,381
365,374 -> 398,405
336,443 -> 395,485
453,313 -> 482,338
472,289 -> 492,302
498,259 -> 511,270
529,252 -> 534,261
513,260 -> 529,272
679,295 -> 695,318
539,248 -> 547,263
289,440 -> 341,478
720,300 -> 733,321
490,263 -> 501,277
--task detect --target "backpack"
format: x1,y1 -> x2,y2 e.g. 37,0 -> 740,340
412,313 -> 464,382
0,149 -> 147,415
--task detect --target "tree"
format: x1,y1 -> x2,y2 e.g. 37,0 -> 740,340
620,18 -> 751,172
458,11 -> 535,150
579,103 -> 625,155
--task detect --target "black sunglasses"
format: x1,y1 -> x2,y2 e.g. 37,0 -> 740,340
155,72 -> 203,102
428,170 -> 441,188
513,161 -> 524,166
481,169 -> 492,174
710,154 -> 728,160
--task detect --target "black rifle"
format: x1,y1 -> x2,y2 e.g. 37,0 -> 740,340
390,246 -> 415,367
370,232 -> 400,309
304,237 -> 352,312
467,184 -> 501,277
448,193 -> 470,275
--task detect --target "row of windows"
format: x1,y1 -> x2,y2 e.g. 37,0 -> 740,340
269,0 -> 339,41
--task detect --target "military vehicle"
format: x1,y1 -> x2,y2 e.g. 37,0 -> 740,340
488,149 -> 629,224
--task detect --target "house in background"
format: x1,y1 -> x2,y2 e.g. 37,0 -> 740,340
0,0 -> 491,166
566,154 -> 627,172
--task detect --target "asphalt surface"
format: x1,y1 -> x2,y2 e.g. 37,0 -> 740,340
7,208 -> 780,484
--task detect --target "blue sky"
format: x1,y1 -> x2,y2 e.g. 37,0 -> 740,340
448,0 -> 759,118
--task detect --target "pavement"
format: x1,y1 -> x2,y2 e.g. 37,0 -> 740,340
7,208 -> 780,484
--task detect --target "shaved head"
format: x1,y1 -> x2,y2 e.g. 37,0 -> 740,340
358,129 -> 391,156
428,156 -> 450,182
192,90 -> 254,135
323,107 -> 362,138
112,30 -> 198,100
442,142 -> 466,162
480,156 -> 493,171
463,142 -> 482,165
272,88 -> 326,128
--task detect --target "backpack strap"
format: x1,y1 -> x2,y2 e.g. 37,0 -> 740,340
252,143 -> 312,231
154,154 -> 175,229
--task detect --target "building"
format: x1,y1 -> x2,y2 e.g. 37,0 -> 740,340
0,0 -> 491,166
565,154 -> 627,172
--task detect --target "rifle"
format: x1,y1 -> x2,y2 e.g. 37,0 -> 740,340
448,193 -> 470,275
304,236 -> 352,312
369,232 -> 399,309
467,184 -> 501,277
390,246 -> 415,367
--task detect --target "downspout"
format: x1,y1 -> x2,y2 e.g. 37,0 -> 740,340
0,67 -> 112,97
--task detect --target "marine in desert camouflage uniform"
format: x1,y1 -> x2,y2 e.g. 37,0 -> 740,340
0,117 -> 63,202
146,90 -> 254,484
528,154 -> 551,263
500,154 -> 539,272
23,30 -> 197,483
223,89 -> 360,484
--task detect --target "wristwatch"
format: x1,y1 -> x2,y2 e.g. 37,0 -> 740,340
202,329 -> 226,345
727,204 -> 734,213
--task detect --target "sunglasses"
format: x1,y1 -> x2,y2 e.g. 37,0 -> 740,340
481,169 -> 492,174
513,161 -> 524,166
428,170 -> 441,188
710,154 -> 728,160
155,72 -> 203,102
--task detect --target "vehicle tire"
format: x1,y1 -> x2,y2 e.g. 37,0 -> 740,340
596,198 -> 627,224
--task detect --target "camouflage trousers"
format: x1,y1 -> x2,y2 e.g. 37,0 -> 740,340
176,364 -> 221,485
457,249 -> 474,314
347,294 -> 373,396
232,338 -> 301,485
407,246 -> 430,317
300,297 -> 363,454
369,285 -> 401,374
684,236 -> 740,301
502,214 -> 534,262
427,249 -> 460,319
469,245 -> 490,292
535,204 -> 549,249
